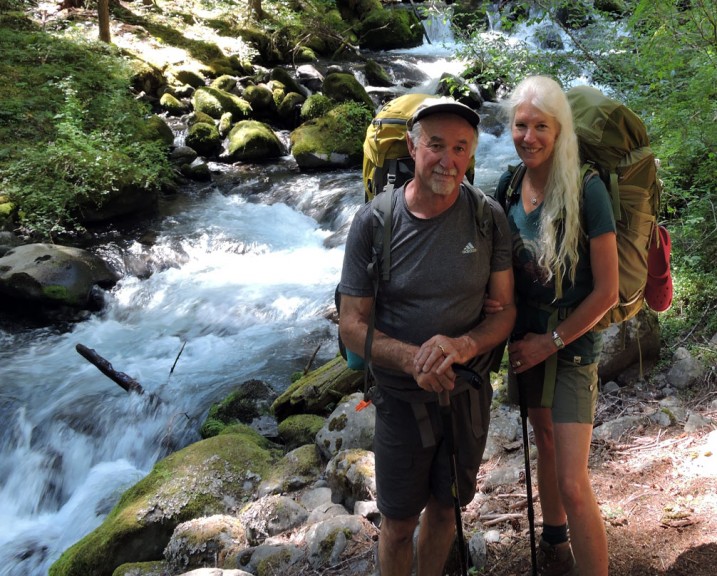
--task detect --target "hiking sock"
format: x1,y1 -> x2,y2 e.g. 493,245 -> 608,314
542,523 -> 569,545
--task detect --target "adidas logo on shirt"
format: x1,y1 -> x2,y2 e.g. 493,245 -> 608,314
462,242 -> 477,254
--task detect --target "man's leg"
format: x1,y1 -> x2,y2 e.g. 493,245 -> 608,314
416,495 -> 457,576
378,513 -> 420,576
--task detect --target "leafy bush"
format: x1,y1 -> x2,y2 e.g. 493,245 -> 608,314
0,26 -> 172,239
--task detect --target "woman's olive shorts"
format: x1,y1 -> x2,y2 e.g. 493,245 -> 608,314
508,358 -> 599,423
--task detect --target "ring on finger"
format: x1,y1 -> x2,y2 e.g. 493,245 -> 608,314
438,344 -> 446,355
515,360 -> 522,368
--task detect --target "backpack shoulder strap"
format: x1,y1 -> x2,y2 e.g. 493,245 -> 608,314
360,188 -> 396,404
370,188 -> 395,282
505,163 -> 526,211
462,179 -> 493,240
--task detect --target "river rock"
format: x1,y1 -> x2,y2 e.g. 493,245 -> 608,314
185,121 -> 222,157
164,514 -> 248,573
667,347 -> 706,390
0,243 -> 119,309
193,86 -> 251,120
321,71 -> 374,109
325,448 -> 376,511
48,429 -> 278,576
225,120 -> 285,162
316,392 -> 375,460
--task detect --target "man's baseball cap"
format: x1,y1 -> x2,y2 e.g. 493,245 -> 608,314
408,97 -> 481,129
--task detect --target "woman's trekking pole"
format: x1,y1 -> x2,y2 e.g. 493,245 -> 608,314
438,390 -> 469,576
518,377 -> 538,576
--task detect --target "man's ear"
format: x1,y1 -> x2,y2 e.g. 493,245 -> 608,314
406,131 -> 417,159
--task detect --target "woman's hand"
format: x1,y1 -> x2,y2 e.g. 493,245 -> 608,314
482,297 -> 504,315
508,332 -> 555,373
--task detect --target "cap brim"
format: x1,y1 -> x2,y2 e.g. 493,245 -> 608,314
409,101 -> 480,129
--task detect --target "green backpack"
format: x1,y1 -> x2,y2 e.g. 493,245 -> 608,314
568,85 -> 662,330
502,85 -> 662,331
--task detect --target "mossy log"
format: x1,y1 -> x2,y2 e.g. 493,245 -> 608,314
271,356 -> 364,421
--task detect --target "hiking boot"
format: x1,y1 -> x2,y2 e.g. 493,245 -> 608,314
537,539 -> 577,576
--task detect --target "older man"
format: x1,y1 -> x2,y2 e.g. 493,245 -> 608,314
338,98 -> 515,576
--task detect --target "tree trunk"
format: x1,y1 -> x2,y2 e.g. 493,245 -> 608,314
249,0 -> 265,21
98,0 -> 111,43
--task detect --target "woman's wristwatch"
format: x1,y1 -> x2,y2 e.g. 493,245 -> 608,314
552,330 -> 565,349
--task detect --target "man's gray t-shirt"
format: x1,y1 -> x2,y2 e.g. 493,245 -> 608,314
339,183 -> 512,402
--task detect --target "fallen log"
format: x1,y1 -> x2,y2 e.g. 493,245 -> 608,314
76,343 -> 145,395
271,356 -> 364,421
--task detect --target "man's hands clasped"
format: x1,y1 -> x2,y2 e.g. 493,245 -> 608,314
412,336 -> 459,393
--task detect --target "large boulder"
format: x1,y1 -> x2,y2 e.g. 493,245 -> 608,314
0,243 -> 118,309
193,86 -> 252,120
316,392 -> 375,460
599,308 -> 661,383
185,121 -> 222,157
357,7 -> 424,50
225,120 -> 285,162
290,102 -> 372,170
321,72 -> 374,109
49,428 -> 279,576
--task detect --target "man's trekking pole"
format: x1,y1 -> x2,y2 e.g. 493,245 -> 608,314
438,390 -> 469,576
518,376 -> 538,576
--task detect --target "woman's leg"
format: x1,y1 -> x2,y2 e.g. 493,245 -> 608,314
529,406 -> 567,526
553,421 -> 608,576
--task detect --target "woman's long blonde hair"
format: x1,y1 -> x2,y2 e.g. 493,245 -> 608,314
505,76 -> 582,294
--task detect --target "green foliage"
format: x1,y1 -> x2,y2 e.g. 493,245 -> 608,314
329,101 -> 373,147
0,25 -> 172,239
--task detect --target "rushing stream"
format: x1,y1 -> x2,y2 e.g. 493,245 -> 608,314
0,14 -> 572,575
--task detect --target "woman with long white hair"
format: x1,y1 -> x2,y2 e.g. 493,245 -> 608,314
490,75 -> 617,576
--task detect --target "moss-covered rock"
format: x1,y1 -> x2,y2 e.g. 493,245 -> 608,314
159,92 -> 188,115
111,560 -> 168,576
300,94 -> 334,122
185,122 -> 222,157
258,444 -> 324,495
277,92 -> 306,129
188,110 -> 216,126
218,111 -> 233,136
269,67 -> 307,98
335,0 -> 383,22
210,74 -> 237,92
321,72 -> 374,109
290,102 -> 372,169
145,115 -> 174,147
295,45 -> 318,63
364,59 -> 393,87
193,86 -> 252,120
171,67 -> 207,88
278,413 -> 326,449
358,8 -> 424,51
0,243 -> 118,309
226,120 -> 284,162
128,59 -> 167,99
49,431 -> 278,576
243,84 -> 276,115
200,379 -> 278,439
